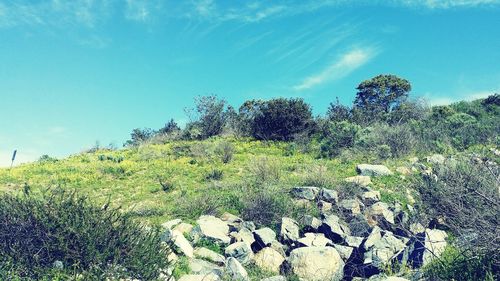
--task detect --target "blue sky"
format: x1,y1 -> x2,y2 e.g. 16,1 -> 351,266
1,0 -> 500,166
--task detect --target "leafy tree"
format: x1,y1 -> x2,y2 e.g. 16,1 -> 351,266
240,98 -> 313,141
125,128 -> 155,146
353,74 -> 412,122
186,95 -> 228,139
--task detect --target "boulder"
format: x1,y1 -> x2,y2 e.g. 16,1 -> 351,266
288,246 -> 345,281
319,214 -> 350,242
318,200 -> 333,214
365,202 -> 395,227
319,188 -> 339,203
364,231 -> 406,268
254,247 -> 285,273
230,228 -> 255,247
345,236 -> 364,248
339,199 -> 362,215
302,215 -> 322,232
162,219 -> 182,230
225,242 -> 254,265
225,257 -> 249,281
360,190 -> 381,205
345,175 -> 372,187
297,233 -> 333,247
191,215 -> 230,245
241,221 -> 256,232
356,164 -> 393,177
221,212 -> 243,231
395,166 -> 411,175
280,217 -> 300,243
253,227 -> 277,248
173,223 -> 194,235
333,244 -> 354,261
194,247 -> 225,266
407,228 -> 448,267
189,259 -> 223,277
162,229 -> 194,258
291,186 -> 319,200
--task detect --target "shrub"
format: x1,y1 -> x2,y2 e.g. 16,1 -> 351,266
204,168 -> 224,181
0,189 -> 170,280
413,158 -> 499,279
301,164 -> 332,187
186,95 -> 228,139
240,98 -> 313,141
327,97 -> 352,122
124,128 -> 156,146
38,155 -> 58,163
319,121 -> 361,157
249,156 -> 282,184
215,141 -> 235,164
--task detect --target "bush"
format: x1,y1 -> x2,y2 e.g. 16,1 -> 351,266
319,121 -> 360,157
240,98 -> 313,141
0,189 -> 170,280
249,156 -> 282,184
413,158 -> 499,279
205,168 -> 224,181
125,128 -> 156,146
215,140 -> 235,164
186,95 -> 228,139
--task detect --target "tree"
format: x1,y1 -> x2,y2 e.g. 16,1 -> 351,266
186,95 -> 228,139
159,119 -> 180,134
327,97 -> 352,122
241,98 -> 313,141
125,128 -> 155,146
353,74 -> 412,121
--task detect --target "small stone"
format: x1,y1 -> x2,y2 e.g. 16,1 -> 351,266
297,233 -> 333,247
194,247 -> 225,266
320,214 -> 350,242
345,175 -> 372,187
253,227 -> 277,247
178,273 -> 220,281
291,186 -> 320,200
225,242 -> 254,265
162,219 -> 182,230
288,246 -> 345,281
302,215 -> 322,231
320,188 -> 339,203
356,164 -> 393,177
189,259 -> 223,277
333,244 -> 354,261
261,276 -> 287,281
191,215 -> 230,245
174,223 -> 194,234
339,199 -> 362,215
280,217 -> 300,243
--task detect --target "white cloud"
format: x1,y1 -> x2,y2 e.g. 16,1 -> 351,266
400,0 -> 500,9
293,48 -> 377,91
426,89 -> 498,106
125,0 -> 151,22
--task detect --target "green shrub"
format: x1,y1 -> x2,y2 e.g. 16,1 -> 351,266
319,121 -> 360,157
249,156 -> 282,184
0,189 -> 170,280
205,169 -> 224,181
215,141 -> 235,164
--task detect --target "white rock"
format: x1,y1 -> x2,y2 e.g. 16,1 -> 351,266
254,247 -> 285,273
193,247 -> 225,266
162,219 -> 182,230
189,259 -> 223,277
192,215 -> 230,245
288,246 -> 344,281
254,227 -> 277,247
356,164 -> 393,177
225,242 -> 254,265
345,175 -> 372,187
177,273 -> 220,281
281,217 -> 300,243
320,188 -> 339,203
297,233 -> 333,247
225,257 -> 249,281
291,186 -> 320,200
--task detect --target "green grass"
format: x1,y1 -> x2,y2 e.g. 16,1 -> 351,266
0,138 -> 420,226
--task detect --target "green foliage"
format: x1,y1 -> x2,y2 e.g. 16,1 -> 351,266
37,155 -> 58,163
240,98 -> 314,141
327,97 -> 352,122
172,256 -> 190,280
187,95 -> 229,139
205,168 -> 224,181
215,140 -> 235,164
319,121 -> 361,157
0,189 -> 170,280
125,128 -> 156,146
353,74 -> 412,123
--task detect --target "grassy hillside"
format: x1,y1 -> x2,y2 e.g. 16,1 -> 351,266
0,138 -> 421,225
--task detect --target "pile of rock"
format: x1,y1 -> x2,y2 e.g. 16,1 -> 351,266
161,164 -> 447,281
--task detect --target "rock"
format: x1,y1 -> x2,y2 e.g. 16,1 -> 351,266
345,236 -> 364,248
230,228 -> 255,247
194,247 -> 225,266
356,164 -> 393,177
162,219 -> 182,230
254,247 -> 285,273
253,227 -> 277,248
225,257 -> 249,281
365,202 -> 395,227
409,223 -> 425,235
221,212 -> 243,231
364,226 -> 383,250
189,259 -> 223,277
360,190 -> 381,205
225,242 -> 254,265
174,223 -> 194,234
288,246 -> 345,281
407,228 -> 448,267
333,244 -> 354,261
395,166 -> 411,175
192,215 -> 230,245
426,154 -> 445,165
297,233 -> 333,247
368,275 -> 410,281
178,273 -> 220,281
269,240 -> 287,257
319,188 -> 339,203
345,175 -> 372,187
318,200 -> 333,214
291,186 -> 319,200
280,217 -> 300,243
364,231 -> 406,268
302,215 -> 322,231
339,199 -> 362,215
261,276 -> 287,281
319,214 -> 350,242
52,260 -> 63,269
241,221 -> 256,232
162,229 -> 194,258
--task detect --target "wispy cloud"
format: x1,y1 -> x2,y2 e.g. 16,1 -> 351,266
293,47 -> 377,91
427,89 -> 498,106
399,0 -> 500,9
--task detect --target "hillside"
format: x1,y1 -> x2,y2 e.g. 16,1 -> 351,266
0,94 -> 499,281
